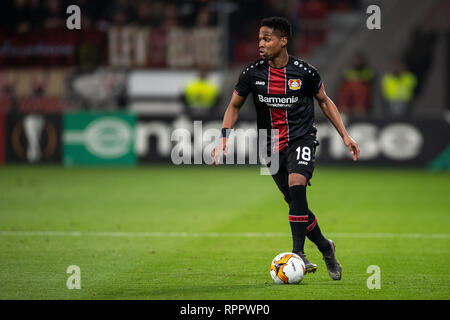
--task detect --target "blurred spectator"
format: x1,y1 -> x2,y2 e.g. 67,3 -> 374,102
106,0 -> 134,27
161,2 -> 179,31
381,58 -> 417,117
133,0 -> 164,27
73,0 -> 104,24
337,52 -> 374,116
39,0 -> 66,30
404,28 -> 437,97
9,0 -> 35,33
112,11 -> 129,28
147,1 -> 165,27
76,16 -> 107,72
182,65 -> 220,119
195,4 -> 213,28
134,0 -> 155,27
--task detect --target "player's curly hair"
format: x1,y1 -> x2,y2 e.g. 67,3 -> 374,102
260,17 -> 292,40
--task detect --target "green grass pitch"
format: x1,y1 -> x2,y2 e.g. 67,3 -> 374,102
0,165 -> 449,300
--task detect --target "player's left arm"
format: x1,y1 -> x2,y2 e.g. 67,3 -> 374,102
315,83 -> 360,161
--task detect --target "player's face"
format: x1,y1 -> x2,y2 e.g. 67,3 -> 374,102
258,26 -> 286,60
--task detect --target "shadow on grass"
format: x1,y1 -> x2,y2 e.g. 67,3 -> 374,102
91,278 -> 342,300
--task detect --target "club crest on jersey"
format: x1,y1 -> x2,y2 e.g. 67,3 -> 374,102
288,79 -> 302,90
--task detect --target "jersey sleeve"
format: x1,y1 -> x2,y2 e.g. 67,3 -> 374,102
234,67 -> 252,97
304,63 -> 322,96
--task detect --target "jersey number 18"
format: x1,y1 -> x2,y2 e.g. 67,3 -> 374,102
296,146 -> 311,161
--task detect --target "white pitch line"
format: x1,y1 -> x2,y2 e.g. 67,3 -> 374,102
0,231 -> 449,239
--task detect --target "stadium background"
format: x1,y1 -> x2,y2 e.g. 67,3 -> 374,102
0,0 -> 449,301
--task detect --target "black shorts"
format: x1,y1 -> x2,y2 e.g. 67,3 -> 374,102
268,134 -> 319,204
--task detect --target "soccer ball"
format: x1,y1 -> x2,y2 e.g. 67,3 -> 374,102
270,252 -> 306,284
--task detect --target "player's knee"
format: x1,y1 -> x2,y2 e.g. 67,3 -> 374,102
288,173 -> 307,187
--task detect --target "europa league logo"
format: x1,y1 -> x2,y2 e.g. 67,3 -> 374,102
12,114 -> 58,162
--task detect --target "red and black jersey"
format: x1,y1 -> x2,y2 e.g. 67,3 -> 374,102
234,55 -> 322,152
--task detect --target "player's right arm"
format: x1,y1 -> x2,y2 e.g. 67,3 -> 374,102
221,91 -> 246,129
212,91 -> 246,165
212,63 -> 253,165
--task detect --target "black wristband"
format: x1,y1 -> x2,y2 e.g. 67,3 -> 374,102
221,128 -> 231,138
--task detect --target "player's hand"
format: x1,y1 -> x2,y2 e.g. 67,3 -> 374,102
343,135 -> 360,161
211,138 -> 228,165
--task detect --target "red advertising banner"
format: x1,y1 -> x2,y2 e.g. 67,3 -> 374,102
0,29 -> 106,68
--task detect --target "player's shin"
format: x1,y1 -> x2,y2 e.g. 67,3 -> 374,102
288,185 -> 309,253
306,209 -> 332,253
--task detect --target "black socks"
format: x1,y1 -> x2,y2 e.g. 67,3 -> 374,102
288,185 -> 331,254
305,209 -> 331,253
288,185 -> 309,253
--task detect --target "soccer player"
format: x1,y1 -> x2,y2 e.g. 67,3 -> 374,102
212,17 -> 360,280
